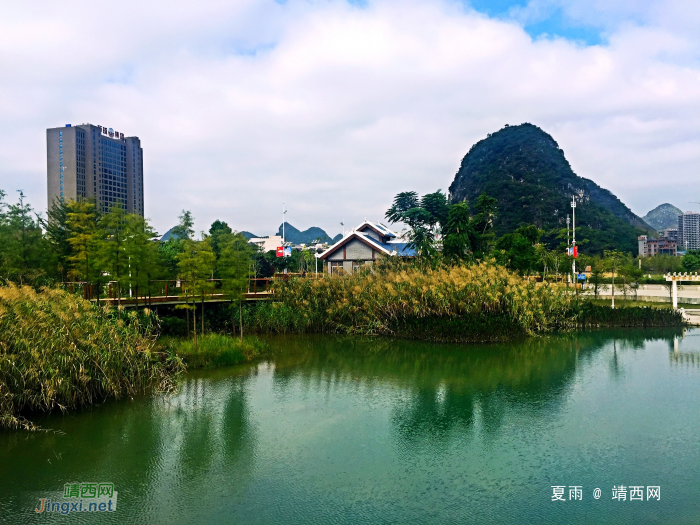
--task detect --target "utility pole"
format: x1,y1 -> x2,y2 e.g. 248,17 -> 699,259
566,214 -> 570,284
572,197 -> 576,278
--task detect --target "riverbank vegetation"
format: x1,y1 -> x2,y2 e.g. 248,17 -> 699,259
0,285 -> 183,430
158,334 -> 266,369
236,259 -> 684,342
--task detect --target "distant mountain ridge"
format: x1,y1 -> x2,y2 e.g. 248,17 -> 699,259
448,123 -> 653,254
275,223 -> 341,244
642,203 -> 682,232
162,225 -> 339,244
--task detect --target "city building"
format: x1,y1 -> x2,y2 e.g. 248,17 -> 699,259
47,123 -> 144,216
248,235 -> 283,253
661,228 -> 679,242
638,235 -> 677,257
318,221 -> 415,274
678,212 -> 700,251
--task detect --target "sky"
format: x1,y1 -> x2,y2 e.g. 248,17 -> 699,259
1,0 -> 699,238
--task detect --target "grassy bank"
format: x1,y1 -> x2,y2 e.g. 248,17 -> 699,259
240,260 -> 685,342
0,285 -> 183,431
158,334 -> 266,369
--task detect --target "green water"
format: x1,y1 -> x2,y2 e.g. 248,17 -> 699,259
2,329 -> 700,524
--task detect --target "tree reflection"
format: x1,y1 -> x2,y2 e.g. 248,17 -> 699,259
262,329 -> 684,449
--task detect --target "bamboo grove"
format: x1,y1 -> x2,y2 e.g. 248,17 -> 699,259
0,284 -> 184,430
0,192 -> 257,304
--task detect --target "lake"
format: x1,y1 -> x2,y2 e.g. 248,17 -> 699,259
1,329 -> 699,524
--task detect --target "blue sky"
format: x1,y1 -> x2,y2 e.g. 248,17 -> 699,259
470,0 -> 604,45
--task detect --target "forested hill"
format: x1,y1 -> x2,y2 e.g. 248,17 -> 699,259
448,123 -> 652,254
643,203 -> 683,232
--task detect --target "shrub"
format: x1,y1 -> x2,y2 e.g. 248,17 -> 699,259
243,260 -> 685,341
247,260 -> 576,341
159,333 -> 266,369
0,285 -> 183,430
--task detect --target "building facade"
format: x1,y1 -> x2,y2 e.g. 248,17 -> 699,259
47,124 -> 144,216
319,221 -> 415,274
661,228 -> 679,242
638,235 -> 677,257
248,235 -> 284,253
678,212 -> 700,251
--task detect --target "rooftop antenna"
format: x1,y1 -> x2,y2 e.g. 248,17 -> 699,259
340,220 -> 344,236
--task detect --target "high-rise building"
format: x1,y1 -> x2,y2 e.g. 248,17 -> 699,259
47,123 -> 144,216
678,212 -> 700,251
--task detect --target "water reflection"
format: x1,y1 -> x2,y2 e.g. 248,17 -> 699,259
0,327 -> 695,524
0,366 -> 258,524
263,330 -> 684,449
669,330 -> 700,367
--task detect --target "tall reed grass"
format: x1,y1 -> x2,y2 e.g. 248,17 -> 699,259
0,285 -> 183,430
243,260 -> 684,341
248,260 -> 573,341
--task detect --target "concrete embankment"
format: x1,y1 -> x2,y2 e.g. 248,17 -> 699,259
593,284 -> 700,305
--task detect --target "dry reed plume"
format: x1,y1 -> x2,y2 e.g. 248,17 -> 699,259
262,260 -> 576,340
0,285 -> 183,430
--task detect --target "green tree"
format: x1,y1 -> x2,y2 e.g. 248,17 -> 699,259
604,250 -> 624,308
640,254 -> 682,275
589,260 -> 603,299
386,190 -> 496,261
385,191 -> 438,257
96,203 -> 129,306
177,237 -> 216,347
549,249 -> 564,283
160,210 -> 195,279
40,197 -> 72,281
298,249 -> 317,274
1,191 -> 46,285
209,220 -> 233,263
123,214 -> 160,305
620,261 -> 643,301
442,202 -> 472,262
468,193 -> 498,258
172,209 -> 194,240
495,225 -> 541,276
66,199 -> 99,285
681,251 -> 700,273
219,232 -> 254,340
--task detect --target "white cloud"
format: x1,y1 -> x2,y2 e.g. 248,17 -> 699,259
0,0 -> 699,236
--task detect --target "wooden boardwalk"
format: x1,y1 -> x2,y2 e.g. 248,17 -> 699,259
96,291 -> 273,308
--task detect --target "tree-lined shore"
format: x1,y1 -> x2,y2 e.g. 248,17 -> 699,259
0,188 -> 688,431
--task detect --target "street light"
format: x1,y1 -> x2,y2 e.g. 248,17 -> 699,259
282,203 -> 288,244
572,196 -> 576,277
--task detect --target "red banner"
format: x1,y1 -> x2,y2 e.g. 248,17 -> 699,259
276,246 -> 284,257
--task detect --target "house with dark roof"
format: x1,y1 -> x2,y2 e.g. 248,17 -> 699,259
317,221 -> 416,274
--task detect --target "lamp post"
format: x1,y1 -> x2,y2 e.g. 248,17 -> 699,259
566,215 -> 570,284
572,197 -> 576,278
282,203 -> 288,244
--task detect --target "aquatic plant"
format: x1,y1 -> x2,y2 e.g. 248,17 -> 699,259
243,260 -> 685,341
159,333 -> 266,369
0,285 -> 183,430
246,260 -> 574,341
571,301 -> 684,327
